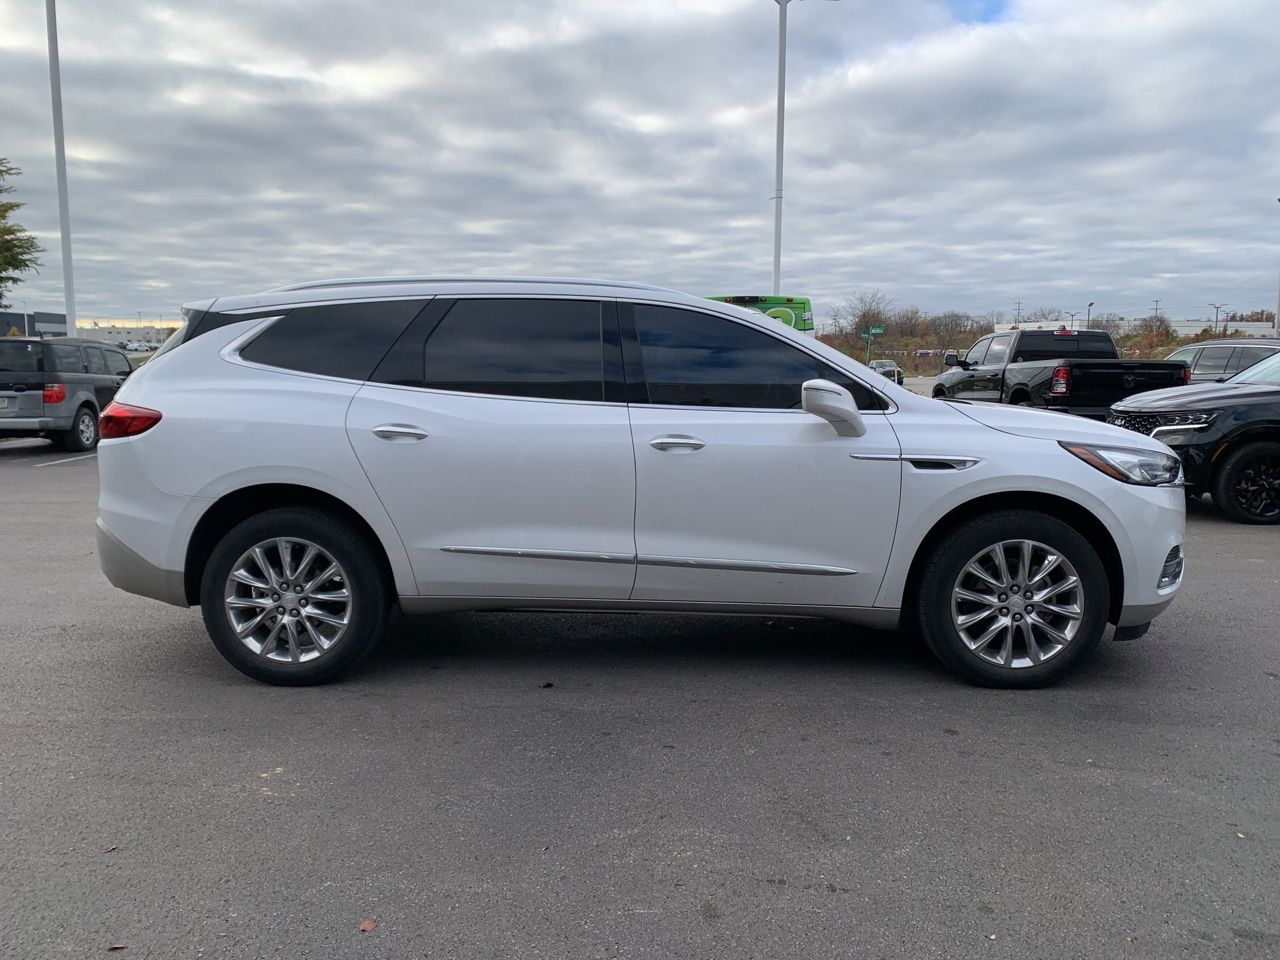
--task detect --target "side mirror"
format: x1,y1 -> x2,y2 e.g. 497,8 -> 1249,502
802,379 -> 866,438
943,352 -> 962,367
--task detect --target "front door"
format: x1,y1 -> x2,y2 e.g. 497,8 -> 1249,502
623,303 -> 902,609
950,337 -> 990,400
347,297 -> 636,599
972,334 -> 1011,400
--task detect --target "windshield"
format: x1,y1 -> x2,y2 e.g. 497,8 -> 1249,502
1230,351 -> 1280,385
0,341 -> 43,372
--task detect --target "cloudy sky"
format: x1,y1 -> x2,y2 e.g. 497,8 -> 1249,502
2,0 -> 1278,326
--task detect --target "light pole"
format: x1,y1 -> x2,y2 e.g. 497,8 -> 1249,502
1208,302 -> 1227,333
1275,199 -> 1279,336
1086,301 -> 1095,328
1065,311 -> 1080,329
44,0 -> 76,331
770,0 -> 838,296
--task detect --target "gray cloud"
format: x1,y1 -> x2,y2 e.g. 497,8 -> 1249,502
1,0 -> 1277,326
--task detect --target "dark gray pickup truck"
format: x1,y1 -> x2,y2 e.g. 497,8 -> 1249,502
0,337 -> 134,450
932,328 -> 1189,419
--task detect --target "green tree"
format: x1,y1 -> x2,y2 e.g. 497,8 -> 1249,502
0,158 -> 44,311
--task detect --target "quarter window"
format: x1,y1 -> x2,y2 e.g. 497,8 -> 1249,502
423,299 -> 604,401
631,305 -> 884,410
47,344 -> 84,373
84,346 -> 108,374
1228,346 -> 1274,374
239,300 -> 424,381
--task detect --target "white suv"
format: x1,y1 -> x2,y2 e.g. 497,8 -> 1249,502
96,277 -> 1185,687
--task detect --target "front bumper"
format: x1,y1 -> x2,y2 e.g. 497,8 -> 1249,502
96,519 -> 189,606
1103,482 -> 1185,627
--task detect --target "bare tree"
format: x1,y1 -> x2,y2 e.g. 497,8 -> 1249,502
1024,306 -> 1062,327
1088,312 -> 1124,334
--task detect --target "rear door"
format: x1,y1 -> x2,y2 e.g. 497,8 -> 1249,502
1228,345 -> 1277,378
1191,346 -> 1235,383
346,297 -> 637,600
82,345 -> 116,410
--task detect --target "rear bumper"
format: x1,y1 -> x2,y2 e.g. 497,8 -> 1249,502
0,416 -> 71,432
96,518 -> 189,607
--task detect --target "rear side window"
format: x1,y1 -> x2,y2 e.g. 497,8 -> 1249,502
84,346 -> 108,374
1193,347 -> 1233,376
422,299 -> 604,401
1167,347 -> 1199,365
1229,345 -> 1274,374
239,300 -> 424,381
105,350 -> 132,376
0,341 -> 42,372
631,304 -> 884,410
48,343 -> 84,373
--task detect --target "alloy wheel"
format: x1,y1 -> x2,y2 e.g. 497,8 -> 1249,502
950,539 -> 1084,668
1232,451 -> 1280,520
224,538 -> 352,663
78,412 -> 96,446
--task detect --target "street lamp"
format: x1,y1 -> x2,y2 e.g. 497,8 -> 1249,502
1086,301 -> 1095,327
44,0 -> 76,329
770,0 -> 838,296
1209,302 -> 1228,333
1065,310 -> 1080,329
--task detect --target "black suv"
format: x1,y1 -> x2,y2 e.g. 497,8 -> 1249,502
1108,350 -> 1280,523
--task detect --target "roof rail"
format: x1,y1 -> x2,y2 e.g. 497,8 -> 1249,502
264,275 -> 679,294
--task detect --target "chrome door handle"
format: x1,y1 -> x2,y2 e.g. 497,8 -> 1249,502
649,435 -> 705,451
372,423 -> 429,441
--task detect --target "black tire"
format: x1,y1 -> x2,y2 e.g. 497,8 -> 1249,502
59,405 -> 98,451
916,510 -> 1110,688
932,387 -> 948,399
1211,441 -> 1280,524
200,508 -> 390,685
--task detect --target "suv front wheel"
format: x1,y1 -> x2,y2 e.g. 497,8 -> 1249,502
200,508 -> 390,684
916,510 -> 1110,688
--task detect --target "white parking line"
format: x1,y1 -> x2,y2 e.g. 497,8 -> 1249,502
35,453 -> 97,468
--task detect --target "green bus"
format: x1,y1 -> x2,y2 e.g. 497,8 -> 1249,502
706,295 -> 815,336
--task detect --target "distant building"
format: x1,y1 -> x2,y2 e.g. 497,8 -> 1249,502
0,310 -> 67,336
80,324 -> 177,346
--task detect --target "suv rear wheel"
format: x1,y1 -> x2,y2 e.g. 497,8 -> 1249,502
200,508 -> 389,684
59,405 -> 98,451
916,510 -> 1110,687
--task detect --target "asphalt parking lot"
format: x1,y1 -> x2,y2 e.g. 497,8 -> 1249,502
2,437 -> 1278,959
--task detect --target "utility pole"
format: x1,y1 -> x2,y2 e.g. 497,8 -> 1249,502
44,0 -> 77,332
1208,302 -> 1227,333
1014,300 -> 1023,323
1151,299 -> 1161,319
770,0 -> 789,296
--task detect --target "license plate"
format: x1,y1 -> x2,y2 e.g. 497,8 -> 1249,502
0,398 -> 10,410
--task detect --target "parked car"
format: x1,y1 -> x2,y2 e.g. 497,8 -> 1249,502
97,277 -> 1185,688
869,359 -> 905,385
1108,349 -> 1280,523
933,329 -> 1189,417
0,337 -> 133,450
1164,338 -> 1280,384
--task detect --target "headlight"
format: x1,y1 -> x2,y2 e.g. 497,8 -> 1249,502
1155,410 -> 1218,430
1060,442 -> 1183,486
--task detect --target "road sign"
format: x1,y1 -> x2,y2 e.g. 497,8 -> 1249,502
870,326 -> 885,334
859,332 -> 874,340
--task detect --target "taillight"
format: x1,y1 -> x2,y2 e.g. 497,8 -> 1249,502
43,382 -> 66,404
1050,365 -> 1071,396
99,401 -> 162,440
1182,365 -> 1192,385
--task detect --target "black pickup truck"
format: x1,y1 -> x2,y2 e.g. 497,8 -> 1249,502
932,328 -> 1189,418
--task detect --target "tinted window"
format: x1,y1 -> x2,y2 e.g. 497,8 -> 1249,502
48,343 -> 84,373
1229,345 -> 1274,373
105,350 -> 132,376
632,305 -> 883,410
0,341 -> 42,372
84,346 -> 108,374
964,339 -> 990,364
240,300 -> 424,381
984,335 -> 1012,365
423,299 -> 603,401
1013,333 -> 1101,361
1193,347 -> 1233,375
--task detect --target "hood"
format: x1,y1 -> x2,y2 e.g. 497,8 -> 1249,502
948,400 -> 1170,452
1112,381 -> 1280,412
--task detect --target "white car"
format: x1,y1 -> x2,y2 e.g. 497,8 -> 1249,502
96,277 -> 1185,687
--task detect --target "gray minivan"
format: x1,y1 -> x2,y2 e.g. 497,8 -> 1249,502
0,337 -> 133,450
